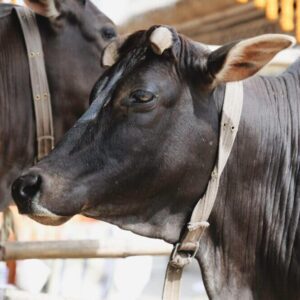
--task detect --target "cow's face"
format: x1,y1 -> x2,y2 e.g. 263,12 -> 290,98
26,0 -> 117,139
12,27 -> 294,242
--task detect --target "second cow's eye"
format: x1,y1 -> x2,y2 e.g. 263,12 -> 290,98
131,90 -> 156,103
101,27 -> 117,41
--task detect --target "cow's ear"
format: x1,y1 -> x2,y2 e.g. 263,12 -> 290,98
102,41 -> 119,67
207,34 -> 295,84
25,0 -> 59,18
101,35 -> 128,67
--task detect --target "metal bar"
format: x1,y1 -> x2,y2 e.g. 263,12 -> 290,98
0,240 -> 172,261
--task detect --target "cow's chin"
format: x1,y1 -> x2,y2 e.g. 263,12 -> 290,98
24,197 -> 72,226
28,214 -> 71,226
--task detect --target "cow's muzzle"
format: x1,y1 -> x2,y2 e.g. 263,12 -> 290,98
11,172 -> 70,225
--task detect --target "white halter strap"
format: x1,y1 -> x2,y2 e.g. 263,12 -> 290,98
162,81 -> 244,300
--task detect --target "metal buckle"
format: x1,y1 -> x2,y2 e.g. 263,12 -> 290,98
171,241 -> 200,261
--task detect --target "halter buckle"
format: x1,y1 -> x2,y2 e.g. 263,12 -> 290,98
170,242 -> 199,269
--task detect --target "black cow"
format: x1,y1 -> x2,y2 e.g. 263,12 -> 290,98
12,26 -> 299,299
0,0 -> 116,210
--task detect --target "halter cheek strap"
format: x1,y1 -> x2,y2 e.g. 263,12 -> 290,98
162,81 -> 244,300
15,6 -> 54,161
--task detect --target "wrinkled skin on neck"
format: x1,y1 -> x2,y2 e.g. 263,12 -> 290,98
198,65 -> 300,299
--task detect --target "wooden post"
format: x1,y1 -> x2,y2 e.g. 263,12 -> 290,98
280,0 -> 294,31
254,0 -> 266,8
297,0 -> 300,42
266,0 -> 279,21
0,240 -> 172,260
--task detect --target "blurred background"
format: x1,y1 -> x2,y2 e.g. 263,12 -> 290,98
95,0 -> 300,75
0,0 -> 300,299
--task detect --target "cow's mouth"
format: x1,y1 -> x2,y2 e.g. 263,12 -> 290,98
12,172 -> 73,225
12,167 -> 80,226
22,193 -> 71,225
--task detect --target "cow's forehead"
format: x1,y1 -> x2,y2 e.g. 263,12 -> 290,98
116,27 -> 210,79
80,28 -> 207,124
78,45 -> 149,123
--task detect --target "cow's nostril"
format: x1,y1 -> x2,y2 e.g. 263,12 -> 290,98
11,173 -> 42,213
22,175 -> 41,199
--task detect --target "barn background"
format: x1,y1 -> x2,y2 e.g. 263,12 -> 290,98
0,0 -> 299,299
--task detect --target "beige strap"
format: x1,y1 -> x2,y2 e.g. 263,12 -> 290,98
162,81 -> 244,300
163,265 -> 183,299
15,6 -> 54,161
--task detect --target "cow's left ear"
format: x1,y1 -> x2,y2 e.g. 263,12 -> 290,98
25,0 -> 59,18
207,34 -> 295,84
101,35 -> 128,67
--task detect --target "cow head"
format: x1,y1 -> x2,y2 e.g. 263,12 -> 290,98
26,0 -> 117,139
12,26 -> 294,242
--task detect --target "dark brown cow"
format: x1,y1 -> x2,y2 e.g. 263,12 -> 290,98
12,26 -> 299,299
0,0 -> 116,210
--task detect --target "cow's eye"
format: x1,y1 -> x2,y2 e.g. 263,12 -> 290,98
101,27 -> 117,41
131,90 -> 156,103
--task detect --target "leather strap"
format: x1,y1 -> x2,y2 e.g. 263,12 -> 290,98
15,6 -> 54,161
162,81 -> 244,300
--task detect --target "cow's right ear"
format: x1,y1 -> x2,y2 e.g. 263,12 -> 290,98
25,0 -> 59,18
207,34 -> 295,85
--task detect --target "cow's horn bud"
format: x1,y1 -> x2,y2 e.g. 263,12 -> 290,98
102,41 -> 119,67
149,27 -> 173,55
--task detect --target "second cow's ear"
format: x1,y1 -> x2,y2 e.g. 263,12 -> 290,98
207,34 -> 295,85
101,35 -> 128,67
25,0 -> 59,18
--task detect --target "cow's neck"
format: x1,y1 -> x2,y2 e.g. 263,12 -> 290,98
198,62 -> 300,300
102,194 -> 197,242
